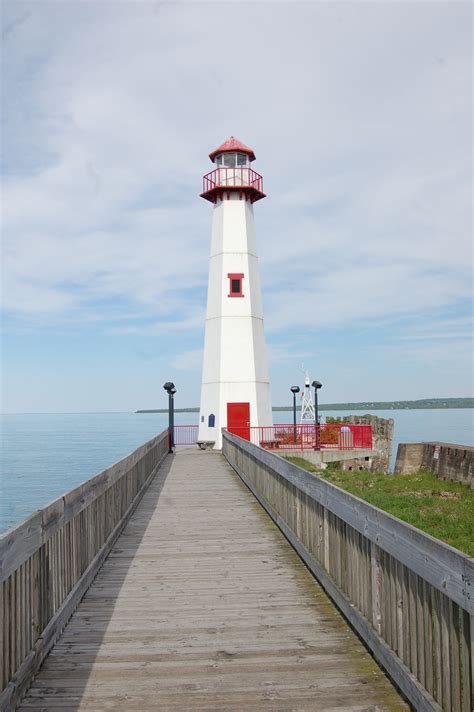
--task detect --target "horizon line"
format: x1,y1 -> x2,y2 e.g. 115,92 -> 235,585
2,396 -> 473,416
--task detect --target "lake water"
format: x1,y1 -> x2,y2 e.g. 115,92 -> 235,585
1,409 -> 473,534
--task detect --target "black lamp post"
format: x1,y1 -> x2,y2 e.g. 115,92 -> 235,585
290,386 -> 300,444
163,382 -> 176,453
311,380 -> 322,450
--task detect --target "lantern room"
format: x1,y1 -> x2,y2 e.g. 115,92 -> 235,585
214,151 -> 251,168
201,136 -> 266,204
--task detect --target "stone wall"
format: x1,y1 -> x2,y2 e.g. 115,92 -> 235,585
292,415 -> 394,473
340,414 -> 394,473
395,442 -> 474,488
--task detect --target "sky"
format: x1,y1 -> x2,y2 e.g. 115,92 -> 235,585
1,0 -> 473,413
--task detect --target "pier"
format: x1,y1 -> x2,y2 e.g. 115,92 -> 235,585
1,431 -> 473,711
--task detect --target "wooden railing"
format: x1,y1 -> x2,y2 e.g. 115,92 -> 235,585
0,430 -> 169,711
223,431 -> 473,712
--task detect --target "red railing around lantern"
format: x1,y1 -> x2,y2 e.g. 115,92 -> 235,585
202,167 -> 264,196
226,423 -> 373,451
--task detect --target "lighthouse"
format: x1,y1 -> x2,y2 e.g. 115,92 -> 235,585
197,136 -> 272,449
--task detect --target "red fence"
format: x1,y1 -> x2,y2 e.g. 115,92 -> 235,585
170,423 -> 372,451
227,424 -> 372,451
202,167 -> 263,194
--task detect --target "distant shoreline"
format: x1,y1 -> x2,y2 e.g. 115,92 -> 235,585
136,398 -> 473,414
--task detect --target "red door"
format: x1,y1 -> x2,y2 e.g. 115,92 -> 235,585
227,402 -> 250,441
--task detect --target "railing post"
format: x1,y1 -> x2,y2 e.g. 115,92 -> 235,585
323,508 -> 330,572
470,614 -> 473,710
371,543 -> 383,635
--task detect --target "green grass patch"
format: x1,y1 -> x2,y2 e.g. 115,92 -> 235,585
284,457 -> 474,556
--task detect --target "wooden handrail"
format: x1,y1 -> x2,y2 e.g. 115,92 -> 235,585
0,429 -> 169,711
223,431 -> 473,712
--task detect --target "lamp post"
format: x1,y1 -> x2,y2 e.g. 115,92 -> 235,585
311,380 -> 322,450
290,386 -> 300,444
163,382 -> 176,453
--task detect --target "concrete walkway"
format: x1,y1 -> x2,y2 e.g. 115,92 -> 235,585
20,450 -> 408,710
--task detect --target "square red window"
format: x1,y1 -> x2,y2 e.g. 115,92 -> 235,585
228,273 -> 244,298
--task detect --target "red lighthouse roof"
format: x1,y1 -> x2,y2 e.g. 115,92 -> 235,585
209,136 -> 256,163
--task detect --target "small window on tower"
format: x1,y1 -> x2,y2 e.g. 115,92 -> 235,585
236,152 -> 247,166
228,273 -> 244,298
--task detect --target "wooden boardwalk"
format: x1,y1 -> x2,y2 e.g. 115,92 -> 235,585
19,450 -> 408,711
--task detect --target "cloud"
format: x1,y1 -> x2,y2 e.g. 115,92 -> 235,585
391,315 -> 473,342
1,8 -> 30,39
267,343 -> 314,365
171,348 -> 203,372
2,2 -> 472,344
110,309 -> 205,336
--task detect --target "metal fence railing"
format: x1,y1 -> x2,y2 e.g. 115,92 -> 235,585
172,424 -> 199,446
202,166 -> 263,194
226,423 -> 372,451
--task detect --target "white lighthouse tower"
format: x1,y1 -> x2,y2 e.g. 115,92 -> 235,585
197,136 -> 272,449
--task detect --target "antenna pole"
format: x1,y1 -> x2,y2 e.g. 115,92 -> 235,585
300,369 -> 316,424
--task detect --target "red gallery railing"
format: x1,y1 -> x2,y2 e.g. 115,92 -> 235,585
202,167 -> 263,194
227,424 -> 373,451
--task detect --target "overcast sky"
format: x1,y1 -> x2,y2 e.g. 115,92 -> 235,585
1,1 -> 472,413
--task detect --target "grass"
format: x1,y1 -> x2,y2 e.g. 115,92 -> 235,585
284,457 -> 474,556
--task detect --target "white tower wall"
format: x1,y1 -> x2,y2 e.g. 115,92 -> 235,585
198,193 -> 272,448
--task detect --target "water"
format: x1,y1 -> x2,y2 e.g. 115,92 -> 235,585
1,409 -> 473,533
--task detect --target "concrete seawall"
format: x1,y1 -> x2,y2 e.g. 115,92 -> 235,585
395,442 -> 474,488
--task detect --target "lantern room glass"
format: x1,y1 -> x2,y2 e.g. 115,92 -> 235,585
215,152 -> 249,168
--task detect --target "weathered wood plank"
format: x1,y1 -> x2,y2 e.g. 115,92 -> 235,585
461,609 -> 473,711
19,450 -> 406,712
1,431 -> 169,710
0,513 -> 43,584
1,433 -> 167,581
449,600 -> 462,712
371,542 -> 382,635
225,434 -> 473,612
224,434 -> 469,712
228,451 -> 439,712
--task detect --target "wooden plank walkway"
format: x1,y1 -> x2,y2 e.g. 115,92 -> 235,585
19,450 -> 408,711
